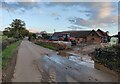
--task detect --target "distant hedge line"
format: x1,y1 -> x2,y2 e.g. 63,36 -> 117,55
0,38 -> 18,51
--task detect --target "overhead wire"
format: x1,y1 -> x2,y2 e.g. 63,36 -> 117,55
2,0 -> 14,20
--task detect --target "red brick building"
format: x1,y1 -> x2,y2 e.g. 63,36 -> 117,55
52,29 -> 108,43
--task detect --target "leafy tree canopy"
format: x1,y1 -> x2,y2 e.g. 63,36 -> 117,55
3,19 -> 29,39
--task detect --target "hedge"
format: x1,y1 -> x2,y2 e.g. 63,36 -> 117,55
1,38 -> 18,51
94,45 -> 120,71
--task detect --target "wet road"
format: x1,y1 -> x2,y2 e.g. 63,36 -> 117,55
39,54 -> 118,82
12,40 -> 118,82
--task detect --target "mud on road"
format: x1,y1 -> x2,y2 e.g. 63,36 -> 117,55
10,40 -> 118,82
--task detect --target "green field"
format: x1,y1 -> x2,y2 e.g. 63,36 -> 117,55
1,40 -> 21,70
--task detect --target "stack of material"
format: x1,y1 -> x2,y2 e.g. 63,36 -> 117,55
110,37 -> 119,46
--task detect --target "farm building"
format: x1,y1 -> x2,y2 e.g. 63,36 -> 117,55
52,29 -> 109,43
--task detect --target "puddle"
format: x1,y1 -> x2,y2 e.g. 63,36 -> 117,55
68,55 -> 94,68
43,53 -> 94,69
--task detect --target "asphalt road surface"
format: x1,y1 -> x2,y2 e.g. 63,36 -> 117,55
12,39 -> 118,82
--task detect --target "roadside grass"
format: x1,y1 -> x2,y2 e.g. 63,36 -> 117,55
1,40 -> 21,70
0,36 -> 8,41
35,42 -> 56,50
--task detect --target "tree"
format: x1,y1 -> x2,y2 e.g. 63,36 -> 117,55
3,27 -> 10,36
19,29 -> 29,38
32,33 -> 36,39
41,31 -> 50,40
3,27 -> 15,37
3,19 -> 29,38
28,32 -> 36,41
10,19 -> 26,38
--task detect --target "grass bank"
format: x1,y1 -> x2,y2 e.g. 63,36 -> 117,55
1,40 -> 22,70
35,42 -> 57,50
35,41 -> 68,51
94,44 -> 120,72
0,36 -> 8,41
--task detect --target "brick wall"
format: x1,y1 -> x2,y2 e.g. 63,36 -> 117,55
75,37 -> 86,43
86,32 -> 101,43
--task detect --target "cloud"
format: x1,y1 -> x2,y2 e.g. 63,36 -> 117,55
66,2 -> 118,29
1,1 -> 116,17
1,1 -> 118,28
51,12 -> 61,20
43,2 -> 82,7
3,0 -> 40,2
44,2 -> 117,19
20,0 -> 39,2
51,12 -> 60,17
28,28 -> 40,33
51,0 -> 112,2
68,17 -> 92,27
1,1 -> 40,13
68,15 -> 118,28
2,0 -> 115,2
68,25 -> 83,29
118,14 -> 120,25
92,3 -> 114,19
78,10 -> 92,13
78,2 -> 116,19
118,1 -> 120,13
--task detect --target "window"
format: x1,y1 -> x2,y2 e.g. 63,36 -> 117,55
92,34 -> 94,36
92,38 -> 94,40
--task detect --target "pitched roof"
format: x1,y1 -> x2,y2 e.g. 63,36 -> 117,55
97,29 -> 108,37
87,30 -> 103,37
52,29 -> 108,38
52,30 -> 91,38
71,31 -> 91,38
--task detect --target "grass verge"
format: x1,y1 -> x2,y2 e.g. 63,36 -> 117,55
0,35 -> 8,41
1,40 -> 21,70
35,42 -> 56,50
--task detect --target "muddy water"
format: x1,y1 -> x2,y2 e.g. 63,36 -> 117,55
39,54 -> 117,82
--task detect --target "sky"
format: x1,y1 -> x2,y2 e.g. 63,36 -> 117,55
0,0 -> 119,35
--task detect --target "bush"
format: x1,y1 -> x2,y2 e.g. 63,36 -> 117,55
7,38 -> 15,44
2,38 -> 18,51
94,45 -> 120,71
2,40 -> 10,50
